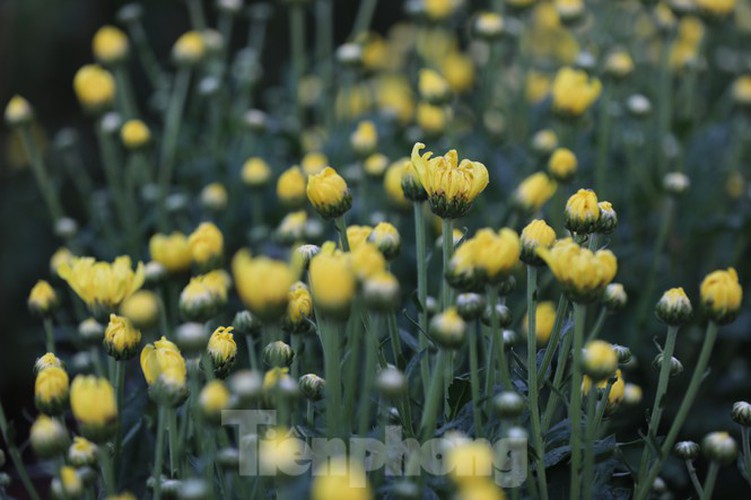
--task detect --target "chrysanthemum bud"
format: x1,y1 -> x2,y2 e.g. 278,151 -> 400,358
173,31 -> 206,66
456,293 -> 485,321
4,95 -> 33,127
67,437 -> 98,468
228,369 -> 263,403
306,167 -> 353,219
350,121 -> 378,156
520,219 -> 556,265
481,303 -> 512,328
309,252 -> 356,319
70,375 -> 117,442
583,340 -> 618,382
474,12 -> 504,39
700,268 -> 743,324
655,287 -> 692,325
523,301 -> 557,347
92,26 -> 129,65
663,172 -> 690,195
119,290 -> 160,330
243,109 -> 267,132
582,369 -> 625,414
241,157 -> 271,188
28,280 -> 59,317
548,148 -> 577,183
611,344 -> 632,365
298,373 -> 325,401
595,201 -> 617,234
627,94 -> 652,118
34,352 -> 64,374
57,466 -> 83,498
207,326 -> 237,378
531,129 -> 558,155
418,69 -> 450,104
35,366 -> 70,415
277,166 -> 307,209
702,431 -> 738,465
401,165 -> 428,202
363,271 -> 401,311
565,189 -> 600,234
336,42 -> 363,66
103,314 -> 141,360
623,383 -> 642,405
200,183 -> 228,212
189,222 -> 224,270
430,308 -> 466,349
199,380 -> 231,424
604,50 -> 634,80
376,367 -> 407,398
368,222 -> 401,259
603,283 -> 627,311
674,440 -> 700,460
493,391 -> 525,418
262,341 -> 294,368
653,353 -> 683,376
178,478 -> 209,500
73,65 -> 116,112
293,244 -> 321,271
173,322 -> 207,356
232,310 -> 262,338
30,415 -> 70,458
731,401 -> 751,426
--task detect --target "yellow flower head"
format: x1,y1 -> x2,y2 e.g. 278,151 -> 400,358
68,436 -> 98,468
311,456 -> 373,500
199,380 -> 231,422
92,26 -> 129,64
538,238 -> 618,303
582,340 -> 618,381
119,290 -> 160,330
282,282 -> 314,334
173,31 -> 205,65
425,0 -> 456,20
455,481 -> 506,500
307,167 -> 353,219
120,119 -> 150,149
242,157 -> 271,187
565,188 -> 600,233
410,142 -> 489,219
35,365 -> 69,415
60,465 -> 83,497
524,301 -> 557,346
604,50 -> 634,79
441,51 -> 475,94
28,280 -> 58,316
50,247 -> 74,277
417,102 -> 450,136
696,0 -> 736,16
351,121 -> 378,156
700,268 -> 743,324
179,271 -> 229,321
369,222 -> 401,259
555,0 -> 585,22
201,183 -> 228,212
263,366 -> 292,392
520,219 -> 556,265
551,67 -> 602,116
351,242 -> 387,282
430,308 -> 467,349
548,148 -> 577,182
70,375 -> 117,441
475,12 -> 505,39
419,68 -> 451,103
302,152 -> 329,176
276,211 -> 308,244
150,232 -> 193,273
35,352 -> 63,373
309,251 -> 356,318
384,158 -> 410,208
526,70 -> 552,104
277,166 -> 308,208
258,427 -> 305,475
468,229 -> 521,285
4,95 -> 33,126
207,326 -> 238,377
189,222 -> 224,267
104,314 -> 142,360
531,129 -> 559,154
582,369 -> 625,413
232,250 -> 295,321
58,256 -> 145,317
447,441 -> 495,485
732,75 -> 751,106
347,225 -> 374,251
512,172 -> 557,213
376,75 -> 415,125
73,65 -> 116,111
140,337 -> 187,404
363,153 -> 389,177
656,287 -> 693,325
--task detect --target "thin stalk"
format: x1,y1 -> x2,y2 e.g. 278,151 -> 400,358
595,84 -> 612,197
488,287 -> 512,390
158,68 -> 191,230
414,203 -> 430,396
420,349 -> 449,441
526,266 -> 548,500
700,462 -> 719,500
316,0 -> 334,130
386,311 -> 403,368
43,318 -> 55,353
291,333 -> 302,381
685,459 -> 704,497
99,444 -> 115,495
469,321 -> 483,437
125,19 -> 167,90
537,294 -> 568,381
441,218 -> 454,308
289,4 -> 306,128
114,65 -> 139,119
343,301 -> 365,426
19,126 -> 64,223
586,308 -> 608,343
320,318 -> 342,438
153,405 -> 167,500
582,391 -> 598,500
569,303 -> 586,500
350,0 -> 378,39
742,427 -> 751,486
637,325 -> 679,481
186,0 -> 207,30
358,314 -> 379,435
113,360 -> 126,481
334,215 -> 351,251
168,408 -> 179,477
0,402 -> 42,500
636,321 -> 720,500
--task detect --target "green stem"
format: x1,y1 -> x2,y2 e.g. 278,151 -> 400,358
245,334 -> 258,370
291,333 -> 302,382
350,0 -> 378,39
43,318 -> 55,353
636,321 -> 719,500
420,349 -> 448,441
488,287 -> 512,390
586,308 -> 608,343
125,19 -> 167,90
537,294 -> 568,381
358,314 -> 379,435
114,65 -> 139,119
414,203 -> 430,396
0,402 -> 42,500
387,311 -> 403,368
441,218 -> 454,309
700,462 -> 719,500
742,427 -> 751,487
685,459 -> 704,497
526,267 -> 548,500
113,360 -> 125,483
99,444 -> 115,495
320,318 -> 342,438
19,126 -> 64,223
316,0 -> 334,130
153,405 -> 167,500
334,215 -> 351,251
582,390 -> 598,500
290,4 -> 306,128
186,0 -> 207,30
595,84 -> 612,197
469,321 -> 483,437
569,303 -> 586,500
168,408 -> 179,477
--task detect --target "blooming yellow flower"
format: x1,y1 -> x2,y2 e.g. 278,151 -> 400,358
277,166 -> 308,208
307,167 -> 353,219
189,222 -> 224,267
92,26 -> 129,64
119,290 -> 160,329
104,314 -> 142,360
28,280 -> 58,316
4,95 -> 33,126
537,238 -> 617,303
282,282 -> 313,334
172,31 -> 205,65
512,172 -> 557,213
58,256 -> 145,316
35,365 -> 69,415
73,65 -> 116,111
565,188 -> 600,233
311,456 -> 373,500
140,337 -> 187,405
551,67 -> 601,116
548,148 -> 577,182
410,143 -> 489,219
700,268 -> 743,324
150,232 -> 193,273
232,249 -> 295,321
470,228 -> 521,284
120,119 -> 150,149
520,219 -> 556,265
207,326 -> 238,377
384,158 -> 410,208
524,301 -> 557,346
309,251 -> 356,318
70,375 -> 117,442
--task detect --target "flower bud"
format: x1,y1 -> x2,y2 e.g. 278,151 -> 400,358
178,478 -> 209,500
627,94 -> 652,118
548,148 -> 577,183
73,65 -> 116,112
67,437 -> 98,468
603,283 -> 627,311
30,415 -> 70,458
481,303 -> 512,328
228,369 -> 264,403
306,167 -> 353,219
493,391 -> 525,418
368,222 -> 401,259
456,293 -> 485,321
277,166 -> 307,209
565,189 -> 600,234
425,296 -> 438,316
595,201 -> 617,234
350,121 -> 378,156
623,383 -> 642,405
674,440 -> 700,460
104,314 -> 142,360
34,352 -> 64,374
207,326 -> 237,378
189,222 -> 224,270
604,50 -> 634,80
376,366 -> 407,398
120,290 -> 160,330
262,341 -> 294,368
430,308 -> 466,349
663,172 -> 690,195
653,353 -> 683,376
28,280 -> 59,317
473,12 -> 505,39
282,282 -> 314,335
241,157 -> 271,188
232,310 -> 263,338
309,252 -> 356,319
702,431 -> 738,465
520,219 -> 556,265
293,244 -> 321,270
70,376 -> 117,442
531,129 -> 558,155
336,42 -> 362,66
700,268 -> 743,324
92,26 -> 129,65
363,271 -> 401,312
35,366 -> 70,415
611,344 -> 632,365
199,380 -> 231,424
418,69 -> 450,104
58,466 -> 84,498
582,340 -> 618,381
298,373 -> 325,401
4,95 -> 33,127
174,322 -> 208,356
401,166 -> 427,202
200,183 -> 228,212
731,401 -> 751,427
655,287 -> 692,325
523,301 -> 557,347
173,31 -> 205,66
